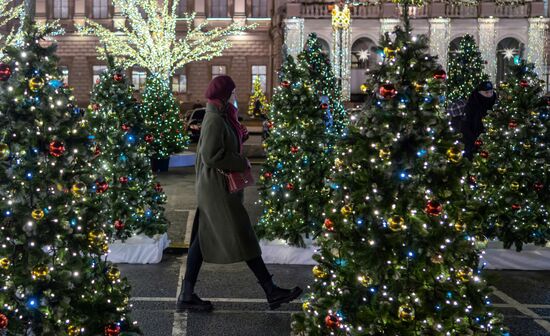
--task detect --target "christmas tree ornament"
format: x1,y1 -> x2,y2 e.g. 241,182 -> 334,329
119,176 -> 128,184
508,120 -> 518,129
379,84 -> 397,99
0,313 -> 7,329
302,301 -> 310,311
397,304 -> 415,321
497,167 -> 507,174
433,69 -> 447,81
49,140 -> 66,157
121,124 -> 130,131
383,46 -> 398,58
324,218 -> 334,231
31,209 -> 45,220
474,139 -> 483,148
136,207 -> 145,216
263,172 -> 272,179
95,180 -> 109,194
510,181 -> 520,191
425,200 -> 442,216
104,324 -> 121,336
360,83 -> 368,93
48,79 -> 63,89
446,146 -> 462,163
454,220 -> 466,232
32,265 -> 49,279
0,63 -> 11,81
379,148 -> 391,160
457,267 -> 473,282
286,183 -> 294,191
71,182 -> 87,197
290,146 -> 299,153
522,142 -> 531,149
414,81 -> 426,91
107,267 -> 121,281
511,203 -> 521,211
0,143 -> 10,160
88,229 -> 106,245
388,215 -> 405,231
312,265 -> 328,279
324,314 -> 340,329
340,205 -> 352,217
519,79 -> 529,88
144,134 -> 154,143
430,254 -> 444,264
114,220 -> 125,230
320,103 -> 329,109
67,325 -> 80,336
28,77 -> 45,91
281,80 -> 290,88
479,150 -> 489,159
113,73 -> 123,81
534,182 -> 544,191
154,183 -> 163,192
92,103 -> 100,111
0,257 -> 9,269
94,145 -> 101,156
358,274 -> 372,286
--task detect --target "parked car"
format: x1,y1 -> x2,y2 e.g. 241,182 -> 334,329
186,108 -> 206,142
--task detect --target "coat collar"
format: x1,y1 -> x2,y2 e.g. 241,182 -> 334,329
206,102 -> 227,115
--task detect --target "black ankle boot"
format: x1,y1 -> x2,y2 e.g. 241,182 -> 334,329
259,276 -> 303,310
176,280 -> 213,312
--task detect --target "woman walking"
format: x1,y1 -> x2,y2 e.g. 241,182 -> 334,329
176,75 -> 302,312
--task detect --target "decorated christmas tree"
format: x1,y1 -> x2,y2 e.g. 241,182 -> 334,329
87,61 -> 168,240
256,53 -> 336,247
247,76 -> 269,118
469,61 -> 549,251
292,18 -> 507,336
141,74 -> 188,160
0,22 -> 137,335
447,34 -> 488,104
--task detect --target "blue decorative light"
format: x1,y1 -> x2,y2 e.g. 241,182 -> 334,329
335,258 -> 347,267
70,218 -> 78,226
416,149 -> 427,157
276,163 -> 283,170
356,218 -> 364,226
435,304 -> 441,311
446,291 -> 453,299
48,79 -> 63,89
88,135 -> 96,140
439,95 -> 446,104
424,96 -> 433,103
25,171 -> 33,180
513,55 -> 521,65
27,297 -> 38,308
4,210 -> 11,217
407,251 -> 415,258
330,183 -> 339,190
145,210 -> 152,217
125,134 -> 136,144
119,154 -> 127,162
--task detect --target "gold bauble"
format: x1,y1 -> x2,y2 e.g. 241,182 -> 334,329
379,148 -> 391,160
398,304 -> 415,321
107,267 -> 121,281
523,143 -> 531,149
497,167 -> 507,174
31,209 -> 44,220
388,215 -> 405,232
358,274 -> 372,287
488,127 -> 497,135
446,146 -> 462,163
32,265 -> 49,279
430,254 -> 444,264
454,221 -> 466,232
531,111 -> 539,117
477,182 -> 487,189
312,265 -> 328,279
334,157 -> 344,168
88,229 -> 106,245
71,182 -> 87,197
136,207 -> 145,216
29,77 -> 45,92
262,142 -> 268,149
383,46 -> 398,57
67,325 -> 81,336
510,181 -> 520,191
360,83 -> 369,93
100,242 -> 109,253
457,267 -> 473,282
0,143 -> 10,160
302,301 -> 310,311
340,205 -> 352,217
0,257 -> 10,269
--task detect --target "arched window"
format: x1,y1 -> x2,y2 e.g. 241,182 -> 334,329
448,36 -> 463,54
496,37 -> 525,83
317,38 -> 330,58
351,37 -> 377,70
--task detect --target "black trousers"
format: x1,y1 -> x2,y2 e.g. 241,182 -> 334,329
183,209 -> 271,294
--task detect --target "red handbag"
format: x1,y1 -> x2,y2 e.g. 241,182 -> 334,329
218,167 -> 255,193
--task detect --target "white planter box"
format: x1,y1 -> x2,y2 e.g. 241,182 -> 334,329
260,238 -> 316,265
107,233 -> 170,264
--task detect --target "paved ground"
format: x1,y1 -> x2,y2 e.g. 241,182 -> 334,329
119,164 -> 550,336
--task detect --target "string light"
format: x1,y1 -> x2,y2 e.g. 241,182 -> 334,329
331,4 -> 351,101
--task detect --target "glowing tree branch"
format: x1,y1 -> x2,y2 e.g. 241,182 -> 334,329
0,0 -> 24,48
77,0 -> 256,79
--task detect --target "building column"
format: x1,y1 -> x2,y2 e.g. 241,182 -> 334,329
527,17 -> 550,78
283,18 -> 304,59
35,0 -> 47,23
73,0 -> 86,25
194,0 -> 206,23
478,17 -> 499,82
379,18 -> 400,36
331,5 -> 351,101
233,0 -> 245,22
429,18 -> 451,70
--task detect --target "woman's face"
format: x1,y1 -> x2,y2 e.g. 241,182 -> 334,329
478,89 -> 494,98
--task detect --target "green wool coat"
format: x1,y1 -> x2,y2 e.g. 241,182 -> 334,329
195,102 -> 262,264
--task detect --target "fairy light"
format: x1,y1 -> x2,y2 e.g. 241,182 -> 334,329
526,17 -> 549,79
331,4 -> 351,101
428,18 -> 451,70
478,17 -> 499,82
283,18 -> 304,59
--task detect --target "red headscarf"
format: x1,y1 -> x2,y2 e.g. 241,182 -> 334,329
205,75 -> 248,150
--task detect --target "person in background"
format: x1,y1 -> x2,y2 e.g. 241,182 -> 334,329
461,81 -> 497,159
176,75 -> 302,312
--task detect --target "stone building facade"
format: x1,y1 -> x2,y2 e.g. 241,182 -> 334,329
29,0 -> 550,106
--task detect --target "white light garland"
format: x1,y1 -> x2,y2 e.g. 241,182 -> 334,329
331,4 -> 351,101
527,17 -> 549,78
429,18 -> 451,70
283,18 -> 305,59
478,17 -> 499,82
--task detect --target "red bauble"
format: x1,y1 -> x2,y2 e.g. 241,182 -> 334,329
425,200 -> 442,216
286,183 -> 294,191
519,79 -> 529,88
379,84 -> 398,99
121,124 -> 130,132
324,218 -> 334,231
92,103 -> 100,111
511,203 -> 521,211
474,139 -> 483,148
95,78 -> 101,85
104,324 -> 121,336
49,140 -> 65,157
113,73 -> 123,82
154,183 -> 163,192
144,134 -> 154,143
0,63 -> 11,81
479,151 -> 489,159
281,81 -> 290,88
290,146 -> 299,154
468,175 -> 477,184
508,120 -> 518,129
114,220 -> 125,230
263,172 -> 272,179
267,121 -> 274,130
0,313 -> 7,329
534,182 -> 544,191
324,314 -> 340,329
95,180 -> 109,194
94,145 -> 101,156
320,103 -> 329,109
433,69 -> 447,81
118,176 -> 128,184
